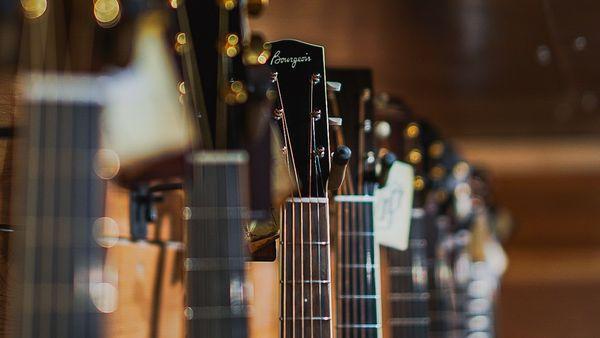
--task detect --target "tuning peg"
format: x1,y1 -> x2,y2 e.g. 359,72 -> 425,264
377,152 -> 397,186
244,33 -> 271,65
328,117 -> 342,126
326,81 -> 342,92
311,73 -> 322,85
247,0 -> 269,17
374,121 -> 391,140
328,145 -> 351,191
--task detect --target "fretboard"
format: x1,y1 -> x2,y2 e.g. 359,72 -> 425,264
280,197 -> 333,338
185,151 -> 249,338
335,194 -> 381,338
385,208 -> 430,338
11,98 -> 106,338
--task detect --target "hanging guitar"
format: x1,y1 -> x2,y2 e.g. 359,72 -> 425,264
268,39 -> 334,338
327,68 -> 383,338
8,1 -> 150,337
374,97 -> 431,338
420,122 -> 462,338
176,0 -> 274,337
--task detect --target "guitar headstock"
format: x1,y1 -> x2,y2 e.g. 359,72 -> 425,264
180,0 -> 273,150
176,0 -> 275,217
268,39 -> 330,198
327,68 -> 377,193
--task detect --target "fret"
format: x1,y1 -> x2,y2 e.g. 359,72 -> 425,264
184,257 -> 247,271
281,280 -> 331,284
338,263 -> 379,269
186,206 -> 248,220
190,151 -> 248,164
281,241 -> 330,246
340,231 -> 374,236
281,317 -> 332,321
338,295 -> 379,299
337,324 -> 381,328
389,292 -> 431,301
334,195 -> 374,203
184,305 -> 250,319
287,197 -> 329,204
388,266 -> 413,275
389,317 -> 431,326
412,207 -> 425,218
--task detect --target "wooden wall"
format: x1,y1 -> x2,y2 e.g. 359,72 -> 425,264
252,0 -> 600,137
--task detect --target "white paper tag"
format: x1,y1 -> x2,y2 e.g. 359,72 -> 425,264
373,161 -> 414,251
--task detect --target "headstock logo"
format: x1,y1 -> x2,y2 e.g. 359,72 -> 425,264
270,50 -> 311,69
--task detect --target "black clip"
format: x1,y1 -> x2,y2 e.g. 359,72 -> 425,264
129,183 -> 183,241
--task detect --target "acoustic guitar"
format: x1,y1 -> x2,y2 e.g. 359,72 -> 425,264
268,39 -> 334,338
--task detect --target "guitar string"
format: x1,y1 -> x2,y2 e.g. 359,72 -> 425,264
356,90 -> 364,338
308,78 -> 318,337
311,73 -> 331,337
273,76 -> 301,338
310,76 -> 326,338
307,76 -> 315,338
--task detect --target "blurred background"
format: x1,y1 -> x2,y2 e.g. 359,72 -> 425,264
251,1 -> 600,337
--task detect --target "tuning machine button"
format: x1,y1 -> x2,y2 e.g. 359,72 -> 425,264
374,121 -> 391,140
328,145 -> 351,191
311,109 -> 322,121
326,81 -> 342,92
311,73 -> 322,85
247,0 -> 269,17
328,117 -> 342,126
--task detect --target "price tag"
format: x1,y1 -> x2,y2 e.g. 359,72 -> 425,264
373,161 -> 414,251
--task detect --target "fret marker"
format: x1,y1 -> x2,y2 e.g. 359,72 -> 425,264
182,207 -> 192,220
92,217 -> 119,248
184,307 -> 194,320
90,282 -> 118,313
93,149 -> 120,180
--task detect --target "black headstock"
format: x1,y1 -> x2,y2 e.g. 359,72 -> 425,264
177,0 -> 273,216
268,39 -> 330,198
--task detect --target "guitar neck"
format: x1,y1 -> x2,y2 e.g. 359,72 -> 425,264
385,208 -> 430,338
427,215 -> 461,337
185,151 -> 250,338
335,190 -> 382,338
280,197 -> 333,338
12,76 -> 107,338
